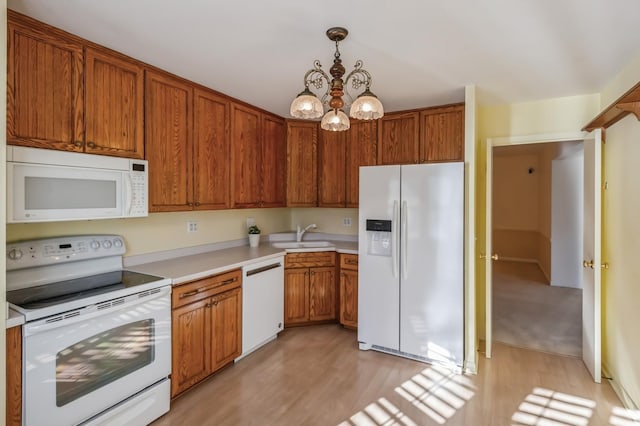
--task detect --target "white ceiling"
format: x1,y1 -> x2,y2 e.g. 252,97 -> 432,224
8,0 -> 640,117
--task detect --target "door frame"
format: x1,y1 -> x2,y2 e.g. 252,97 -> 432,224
484,131 -> 586,358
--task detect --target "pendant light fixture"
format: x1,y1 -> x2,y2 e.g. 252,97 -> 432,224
290,27 -> 384,131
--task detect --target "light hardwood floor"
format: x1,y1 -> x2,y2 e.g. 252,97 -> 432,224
153,325 -> 631,426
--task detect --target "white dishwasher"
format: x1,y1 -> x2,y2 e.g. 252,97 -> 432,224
238,256 -> 284,359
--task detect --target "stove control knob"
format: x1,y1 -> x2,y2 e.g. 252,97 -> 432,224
102,240 -> 113,249
113,238 -> 123,248
7,248 -> 23,260
90,240 -> 101,250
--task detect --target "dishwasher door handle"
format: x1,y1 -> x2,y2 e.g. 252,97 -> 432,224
246,262 -> 282,277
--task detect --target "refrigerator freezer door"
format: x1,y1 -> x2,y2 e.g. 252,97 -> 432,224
358,165 -> 401,351
400,163 -> 464,367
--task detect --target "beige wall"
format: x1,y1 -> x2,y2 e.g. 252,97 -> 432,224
290,208 -> 358,236
7,208 -> 292,256
599,54 -> 640,408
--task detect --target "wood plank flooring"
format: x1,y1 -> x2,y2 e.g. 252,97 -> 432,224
152,325 -> 630,426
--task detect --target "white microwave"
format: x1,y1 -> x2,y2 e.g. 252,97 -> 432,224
7,146 -> 148,223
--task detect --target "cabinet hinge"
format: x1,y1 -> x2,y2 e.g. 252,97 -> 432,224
603,181 -> 608,190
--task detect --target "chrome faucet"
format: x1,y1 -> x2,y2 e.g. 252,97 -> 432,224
296,223 -> 317,242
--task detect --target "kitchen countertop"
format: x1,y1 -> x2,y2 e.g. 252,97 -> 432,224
6,306 -> 25,329
129,238 -> 358,285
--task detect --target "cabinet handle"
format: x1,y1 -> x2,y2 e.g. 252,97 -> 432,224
305,271 -> 309,276
212,300 -> 219,306
195,202 -> 201,206
311,271 -> 315,276
346,259 -> 358,265
73,141 -> 83,148
221,277 -> 237,285
179,289 -> 199,298
87,142 -> 96,148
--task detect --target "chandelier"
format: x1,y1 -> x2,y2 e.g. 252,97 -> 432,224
289,27 -> 384,131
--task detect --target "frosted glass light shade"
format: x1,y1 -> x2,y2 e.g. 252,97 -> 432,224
349,92 -> 384,120
290,91 -> 324,119
321,109 -> 350,131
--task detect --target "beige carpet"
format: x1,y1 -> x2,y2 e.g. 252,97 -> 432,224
493,261 -> 582,357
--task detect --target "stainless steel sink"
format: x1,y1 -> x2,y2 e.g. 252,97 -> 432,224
272,241 -> 335,249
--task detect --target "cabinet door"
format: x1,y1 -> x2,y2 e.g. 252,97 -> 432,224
6,327 -> 21,426
309,267 -> 337,321
377,111 -> 420,165
420,104 -> 465,163
340,269 -> 358,328
346,120 -> 378,207
145,70 -> 193,212
85,47 -> 144,159
7,12 -> 83,151
318,130 -> 347,207
194,89 -> 231,209
261,114 -> 286,207
211,288 -> 242,371
171,299 -> 211,397
284,269 -> 310,325
231,103 -> 262,208
286,121 -> 318,207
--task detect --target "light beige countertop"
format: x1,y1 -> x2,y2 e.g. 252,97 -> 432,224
127,235 -> 358,285
6,306 -> 25,329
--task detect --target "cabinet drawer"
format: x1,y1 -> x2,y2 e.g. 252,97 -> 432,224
340,254 -> 358,271
172,269 -> 242,308
285,251 -> 336,268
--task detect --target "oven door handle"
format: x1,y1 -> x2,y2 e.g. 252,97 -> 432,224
23,285 -> 171,337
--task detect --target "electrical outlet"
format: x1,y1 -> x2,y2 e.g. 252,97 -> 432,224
343,217 -> 352,227
246,217 -> 255,229
186,221 -> 198,233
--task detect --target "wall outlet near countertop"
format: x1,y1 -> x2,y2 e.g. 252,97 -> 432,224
246,217 -> 255,229
186,221 -> 198,233
343,217 -> 352,227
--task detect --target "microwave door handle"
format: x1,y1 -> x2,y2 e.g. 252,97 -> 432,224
125,173 -> 133,215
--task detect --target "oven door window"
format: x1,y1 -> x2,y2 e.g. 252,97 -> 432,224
56,319 -> 155,407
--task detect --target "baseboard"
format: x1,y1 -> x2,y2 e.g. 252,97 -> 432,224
497,257 -> 551,283
602,363 -> 640,410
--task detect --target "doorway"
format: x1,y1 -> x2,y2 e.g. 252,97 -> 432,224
490,141 -> 583,357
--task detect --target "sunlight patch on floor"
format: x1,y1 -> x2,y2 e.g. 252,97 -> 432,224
340,365 -> 475,426
609,406 -> 640,425
512,387 -> 595,425
393,365 -> 475,424
339,397 -> 417,426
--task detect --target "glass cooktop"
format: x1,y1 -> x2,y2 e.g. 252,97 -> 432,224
6,270 -> 165,310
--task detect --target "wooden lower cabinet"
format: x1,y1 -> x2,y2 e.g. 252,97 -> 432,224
6,326 -> 22,426
171,270 -> 242,398
339,254 -> 359,329
284,252 -> 337,326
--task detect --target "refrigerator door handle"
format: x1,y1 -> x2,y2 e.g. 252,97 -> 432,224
392,200 -> 399,279
402,200 -> 408,279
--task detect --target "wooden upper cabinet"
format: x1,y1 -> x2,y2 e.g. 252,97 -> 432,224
85,47 -> 144,159
145,70 -> 193,212
346,120 -> 378,207
286,121 -> 318,207
231,103 -> 262,208
193,89 -> 231,210
262,114 -> 287,207
7,11 -> 84,151
377,111 -> 420,165
318,130 -> 347,207
420,104 -> 464,163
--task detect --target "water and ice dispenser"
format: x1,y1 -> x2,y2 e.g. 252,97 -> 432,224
365,219 -> 392,256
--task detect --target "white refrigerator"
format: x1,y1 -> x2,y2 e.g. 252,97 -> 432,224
358,163 -> 464,368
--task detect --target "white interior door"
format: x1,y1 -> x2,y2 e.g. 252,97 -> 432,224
582,129 -> 602,383
485,142 -> 494,358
